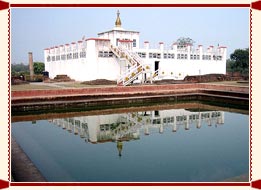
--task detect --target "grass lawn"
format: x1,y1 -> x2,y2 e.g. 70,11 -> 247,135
11,80 -> 248,91
11,84 -> 58,91
11,82 -> 117,91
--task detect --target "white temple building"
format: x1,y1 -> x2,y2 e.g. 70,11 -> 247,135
44,10 -> 227,86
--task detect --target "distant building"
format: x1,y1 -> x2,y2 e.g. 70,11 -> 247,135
44,10 -> 227,85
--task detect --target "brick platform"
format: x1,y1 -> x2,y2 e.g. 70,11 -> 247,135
11,84 -> 248,98
11,83 -> 249,114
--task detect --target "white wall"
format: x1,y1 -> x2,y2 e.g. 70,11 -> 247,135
44,39 -> 226,82
157,59 -> 226,79
98,29 -> 140,49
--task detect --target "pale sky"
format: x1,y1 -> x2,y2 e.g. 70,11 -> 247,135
11,8 -> 249,64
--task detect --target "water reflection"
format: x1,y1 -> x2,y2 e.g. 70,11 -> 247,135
49,109 -> 225,156
12,105 -> 249,182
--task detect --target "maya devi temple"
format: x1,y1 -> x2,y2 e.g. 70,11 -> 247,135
44,10 -> 227,86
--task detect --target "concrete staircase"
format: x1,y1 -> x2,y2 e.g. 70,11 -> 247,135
110,44 -> 150,86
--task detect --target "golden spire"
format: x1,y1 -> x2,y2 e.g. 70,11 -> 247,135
115,10 -> 122,28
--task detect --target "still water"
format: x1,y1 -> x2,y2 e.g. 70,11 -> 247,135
12,107 -> 249,182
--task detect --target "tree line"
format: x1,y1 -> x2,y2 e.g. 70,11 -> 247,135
11,62 -> 45,77
226,48 -> 249,76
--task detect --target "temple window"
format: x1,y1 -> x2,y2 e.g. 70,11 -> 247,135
164,53 -> 167,59
133,39 -> 137,47
61,54 -> 66,60
56,55 -> 60,61
98,51 -> 113,58
80,51 -> 86,58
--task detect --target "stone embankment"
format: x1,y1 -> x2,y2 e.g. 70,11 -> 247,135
11,137 -> 46,182
11,83 -> 249,113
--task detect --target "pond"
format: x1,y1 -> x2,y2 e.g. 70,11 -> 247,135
11,104 -> 249,182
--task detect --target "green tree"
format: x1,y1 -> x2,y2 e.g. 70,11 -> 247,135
226,59 -> 235,73
11,63 -> 29,76
227,48 -> 249,75
33,62 -> 45,74
176,37 -> 195,46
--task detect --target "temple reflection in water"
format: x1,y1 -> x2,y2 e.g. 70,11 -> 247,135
12,105 -> 249,182
49,109 -> 224,150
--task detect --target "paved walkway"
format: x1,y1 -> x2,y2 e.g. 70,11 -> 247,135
11,137 -> 46,182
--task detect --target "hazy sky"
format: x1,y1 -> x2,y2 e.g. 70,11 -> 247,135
11,8 -> 249,64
